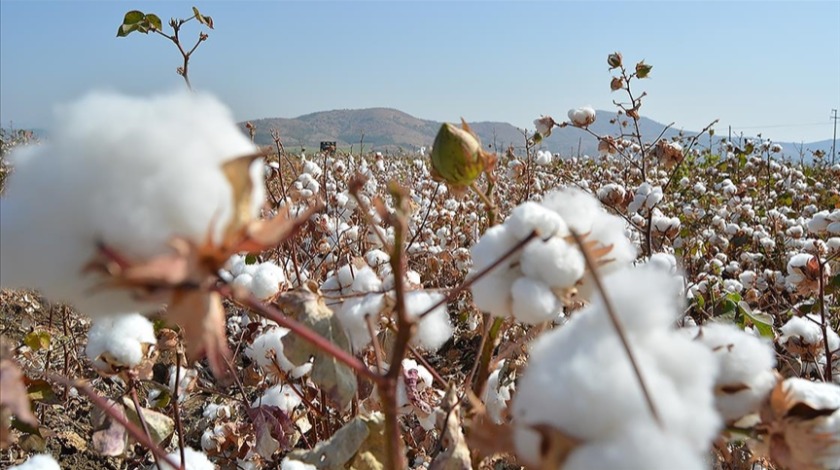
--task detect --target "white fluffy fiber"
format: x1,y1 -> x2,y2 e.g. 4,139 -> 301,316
158,448 -> 215,470
685,323 -> 777,422
780,314 -> 840,353
245,326 -> 312,379
226,256 -> 287,300
470,187 -> 636,324
512,265 -> 720,465
85,313 -> 157,371
781,378 -> 840,469
0,90 -> 262,318
9,454 -> 61,470
404,290 -> 453,351
252,384 -> 303,414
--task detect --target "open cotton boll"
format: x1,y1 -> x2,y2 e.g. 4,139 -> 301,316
85,313 -> 157,371
685,323 -> 777,422
404,291 -> 452,351
470,224 -> 520,272
563,422 -> 706,470
336,293 -> 385,352
246,327 -> 311,379
9,454 -> 61,470
511,277 -> 562,324
350,266 -> 382,293
520,237 -> 585,289
780,314 -> 840,356
0,90 -> 262,318
249,262 -> 286,300
280,458 -> 317,470
513,265 -> 720,456
507,201 -> 568,239
252,384 -> 303,414
470,269 -> 516,318
157,448 -> 215,470
482,361 -> 514,425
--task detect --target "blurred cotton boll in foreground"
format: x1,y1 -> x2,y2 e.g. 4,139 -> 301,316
0,90 -> 263,318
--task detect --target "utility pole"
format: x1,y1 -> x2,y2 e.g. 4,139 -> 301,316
831,109 -> 838,166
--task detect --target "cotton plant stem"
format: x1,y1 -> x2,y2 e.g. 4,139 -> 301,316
568,229 -> 662,426
472,316 -> 505,396
818,260 -> 833,382
130,383 -> 162,470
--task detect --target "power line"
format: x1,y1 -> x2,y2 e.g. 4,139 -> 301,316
729,122 -> 832,130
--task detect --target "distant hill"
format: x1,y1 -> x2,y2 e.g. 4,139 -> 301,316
244,108 -> 834,160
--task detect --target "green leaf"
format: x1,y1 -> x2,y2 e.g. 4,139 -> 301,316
145,13 -> 162,31
23,331 -> 50,352
738,301 -> 775,338
122,10 -> 145,25
116,23 -> 138,37
695,293 -> 705,310
245,253 -> 258,265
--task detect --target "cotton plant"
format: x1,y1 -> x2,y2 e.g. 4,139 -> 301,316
779,313 -> 840,360
157,447 -> 216,470
0,90 -> 316,378
470,186 -> 636,324
245,326 -> 313,379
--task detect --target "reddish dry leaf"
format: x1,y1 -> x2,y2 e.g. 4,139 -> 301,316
0,347 -> 38,449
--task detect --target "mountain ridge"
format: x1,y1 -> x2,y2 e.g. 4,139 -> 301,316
242,107 -> 834,159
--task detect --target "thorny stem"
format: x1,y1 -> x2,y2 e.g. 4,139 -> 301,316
47,374 -> 184,470
568,229 -> 662,426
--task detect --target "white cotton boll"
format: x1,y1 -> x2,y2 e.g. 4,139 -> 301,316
739,270 -> 758,289
781,314 -> 840,352
203,402 -> 231,420
687,323 -> 777,422
567,106 -> 596,127
483,363 -> 514,425
511,277 -> 561,324
648,253 -> 678,274
404,291 -> 452,351
507,201 -> 568,239
777,378 -> 840,469
351,266 -> 382,293
336,294 -> 385,352
540,187 -> 601,234
85,313 -> 157,370
1,91 -> 262,318
336,264 -> 355,291
9,454 -> 61,470
534,149 -> 552,165
470,224 -> 519,271
249,262 -> 286,300
470,268 -> 516,318
723,279 -> 744,293
231,273 -> 255,293
225,254 -> 247,277
520,238 -> 585,289
563,422 -> 706,470
364,249 -> 390,270
246,327 -> 311,378
252,384 -> 303,414
158,448 -> 215,470
280,458 -> 317,470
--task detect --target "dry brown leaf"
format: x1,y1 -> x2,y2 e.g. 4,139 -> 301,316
220,151 -> 266,243
0,338 -> 37,448
167,290 -> 231,382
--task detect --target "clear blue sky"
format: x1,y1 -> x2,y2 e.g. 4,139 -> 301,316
2,1 -> 839,143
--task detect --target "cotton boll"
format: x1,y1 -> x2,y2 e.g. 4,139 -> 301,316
483,361 -> 514,425
563,422 -> 706,470
252,384 -> 303,414
470,268 -> 516,318
158,448 -> 215,470
780,314 -> 840,355
511,277 -> 561,324
281,459 -> 317,470
686,323 -> 777,421
249,262 -> 286,300
520,238 -> 585,289
336,294 -> 385,351
507,201 -> 569,240
9,454 -> 61,470
85,313 -> 157,372
404,291 -> 452,351
246,327 -> 311,378
470,224 -> 519,271
351,266 -> 382,293
1,91 -> 262,318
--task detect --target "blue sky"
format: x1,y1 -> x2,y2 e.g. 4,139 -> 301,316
1,1 -> 839,143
